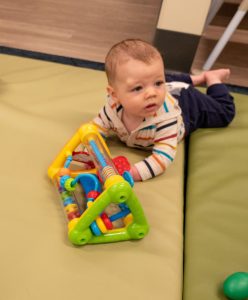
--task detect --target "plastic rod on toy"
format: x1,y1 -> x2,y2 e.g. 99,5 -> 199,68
80,126 -> 119,183
89,140 -> 107,167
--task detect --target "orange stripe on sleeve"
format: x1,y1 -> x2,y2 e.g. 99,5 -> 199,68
167,93 -> 175,105
152,154 -> 166,171
154,142 -> 177,150
136,136 -> 153,141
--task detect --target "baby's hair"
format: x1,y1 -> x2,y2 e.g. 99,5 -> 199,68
105,39 -> 162,84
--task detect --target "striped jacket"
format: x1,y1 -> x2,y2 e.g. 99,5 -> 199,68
92,80 -> 190,181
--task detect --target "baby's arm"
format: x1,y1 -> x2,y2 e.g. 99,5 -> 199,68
131,120 -> 178,181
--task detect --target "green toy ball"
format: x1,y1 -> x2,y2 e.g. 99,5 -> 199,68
223,272 -> 248,300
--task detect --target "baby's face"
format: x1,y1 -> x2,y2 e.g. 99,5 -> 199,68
109,57 -> 166,121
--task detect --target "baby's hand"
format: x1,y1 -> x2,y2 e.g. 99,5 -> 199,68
130,166 -> 142,181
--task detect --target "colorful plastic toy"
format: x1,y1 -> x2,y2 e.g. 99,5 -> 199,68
48,123 -> 149,245
223,272 -> 248,300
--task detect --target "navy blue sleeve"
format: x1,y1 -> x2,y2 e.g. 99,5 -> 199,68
166,72 -> 193,84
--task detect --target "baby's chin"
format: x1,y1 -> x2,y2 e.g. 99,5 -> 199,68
142,112 -> 158,119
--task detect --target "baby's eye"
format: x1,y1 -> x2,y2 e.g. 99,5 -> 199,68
132,85 -> 143,92
155,80 -> 164,86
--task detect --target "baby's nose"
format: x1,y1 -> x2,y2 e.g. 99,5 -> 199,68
146,86 -> 156,98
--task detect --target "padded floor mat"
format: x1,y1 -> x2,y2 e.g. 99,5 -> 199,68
183,92 -> 248,300
0,54 -> 185,300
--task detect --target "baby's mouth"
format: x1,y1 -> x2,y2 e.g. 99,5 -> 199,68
145,103 -> 157,110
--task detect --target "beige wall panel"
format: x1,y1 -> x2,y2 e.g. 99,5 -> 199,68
157,0 -> 211,35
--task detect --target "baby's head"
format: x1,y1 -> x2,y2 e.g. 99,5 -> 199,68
104,39 -> 166,122
105,39 -> 164,85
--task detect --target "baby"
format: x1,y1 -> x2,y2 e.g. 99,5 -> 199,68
92,39 -> 235,181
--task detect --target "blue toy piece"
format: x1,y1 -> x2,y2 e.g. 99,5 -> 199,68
123,171 -> 134,187
109,206 -> 131,222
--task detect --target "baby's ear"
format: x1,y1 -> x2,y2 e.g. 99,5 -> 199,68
107,85 -> 119,103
